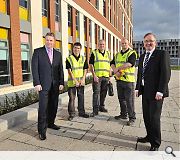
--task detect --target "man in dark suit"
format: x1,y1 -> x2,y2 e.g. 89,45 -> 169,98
135,33 -> 171,151
32,32 -> 64,140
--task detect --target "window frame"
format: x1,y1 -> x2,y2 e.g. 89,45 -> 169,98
0,39 -> 10,86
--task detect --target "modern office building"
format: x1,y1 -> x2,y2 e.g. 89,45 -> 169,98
0,0 -> 133,89
133,39 -> 180,65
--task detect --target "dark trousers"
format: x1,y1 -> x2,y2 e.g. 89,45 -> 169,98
68,86 -> 85,116
92,77 -> 109,113
142,93 -> 163,148
116,80 -> 136,120
38,85 -> 59,134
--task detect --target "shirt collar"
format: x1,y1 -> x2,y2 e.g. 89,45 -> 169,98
45,46 -> 53,53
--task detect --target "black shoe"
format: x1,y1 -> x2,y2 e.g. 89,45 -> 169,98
68,115 -> 74,121
137,136 -> 150,143
99,107 -> 108,112
114,115 -> 127,120
127,119 -> 135,126
79,113 -> 89,118
39,133 -> 46,140
149,146 -> 159,151
48,124 -> 60,130
90,112 -> 98,117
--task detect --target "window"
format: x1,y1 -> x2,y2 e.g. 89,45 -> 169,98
19,0 -> 29,20
95,0 -> 99,10
103,0 -> 106,17
0,0 -> 7,14
68,5 -> 72,27
19,0 -> 28,8
89,19 -> 91,42
0,40 -> 10,85
76,10 -> 79,31
21,44 -> 31,82
55,0 -> 60,22
84,16 -> 87,41
20,33 -> 31,82
68,5 -> 72,36
42,0 -> 48,17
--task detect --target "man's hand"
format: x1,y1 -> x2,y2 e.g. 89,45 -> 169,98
113,68 -> 119,74
59,85 -> 64,91
155,93 -> 163,100
135,90 -> 139,97
79,79 -> 85,86
35,85 -> 42,92
115,71 -> 121,78
93,75 -> 99,83
75,79 -> 80,87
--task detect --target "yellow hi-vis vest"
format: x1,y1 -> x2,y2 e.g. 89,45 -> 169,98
67,55 -> 85,87
93,49 -> 111,77
115,49 -> 137,82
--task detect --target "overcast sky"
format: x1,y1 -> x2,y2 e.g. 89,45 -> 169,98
132,0 -> 180,40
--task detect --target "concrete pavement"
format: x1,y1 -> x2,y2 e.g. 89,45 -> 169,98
0,70 -> 179,151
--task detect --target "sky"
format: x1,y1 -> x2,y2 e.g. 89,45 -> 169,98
132,0 -> 180,40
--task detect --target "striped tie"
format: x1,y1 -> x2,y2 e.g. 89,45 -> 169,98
142,52 -> 150,79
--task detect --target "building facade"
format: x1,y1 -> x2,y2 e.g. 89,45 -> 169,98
133,39 -> 180,65
0,0 -> 133,88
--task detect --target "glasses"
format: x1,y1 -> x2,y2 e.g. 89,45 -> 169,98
144,40 -> 156,43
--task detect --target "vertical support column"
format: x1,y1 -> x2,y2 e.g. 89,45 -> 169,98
86,18 -> 90,61
49,0 -> 55,33
30,0 -> 43,50
99,0 -> 103,15
79,12 -> 84,55
72,8 -> 76,43
110,34 -> 113,57
61,0 -> 68,81
105,31 -> 108,51
9,0 -> 22,85
91,21 -> 95,50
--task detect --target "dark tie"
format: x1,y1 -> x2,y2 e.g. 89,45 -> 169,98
142,52 -> 150,79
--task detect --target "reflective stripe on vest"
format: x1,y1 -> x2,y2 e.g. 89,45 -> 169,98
67,55 -> 85,87
93,49 -> 110,77
115,49 -> 137,82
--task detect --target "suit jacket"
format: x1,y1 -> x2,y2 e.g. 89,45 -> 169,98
136,49 -> 171,99
31,46 -> 64,91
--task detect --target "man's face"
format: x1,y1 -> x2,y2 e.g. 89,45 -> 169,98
144,34 -> 156,51
98,40 -> 105,51
121,39 -> 129,50
45,36 -> 55,49
73,45 -> 81,56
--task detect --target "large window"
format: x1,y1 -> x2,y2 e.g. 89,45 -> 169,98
103,0 -> 106,17
20,33 -> 31,82
76,10 -> 79,38
19,0 -> 29,20
0,0 -> 7,14
21,44 -> 31,82
84,16 -> 87,41
42,0 -> 48,17
68,5 -> 72,36
55,0 -> 60,22
19,0 -> 28,8
0,40 -> 10,85
95,0 -> 99,10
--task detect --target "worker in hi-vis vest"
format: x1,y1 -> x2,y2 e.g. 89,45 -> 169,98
111,38 -> 137,126
89,39 -> 112,117
66,42 -> 89,121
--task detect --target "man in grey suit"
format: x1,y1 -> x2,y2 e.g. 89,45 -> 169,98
32,32 -> 64,140
135,33 -> 171,150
